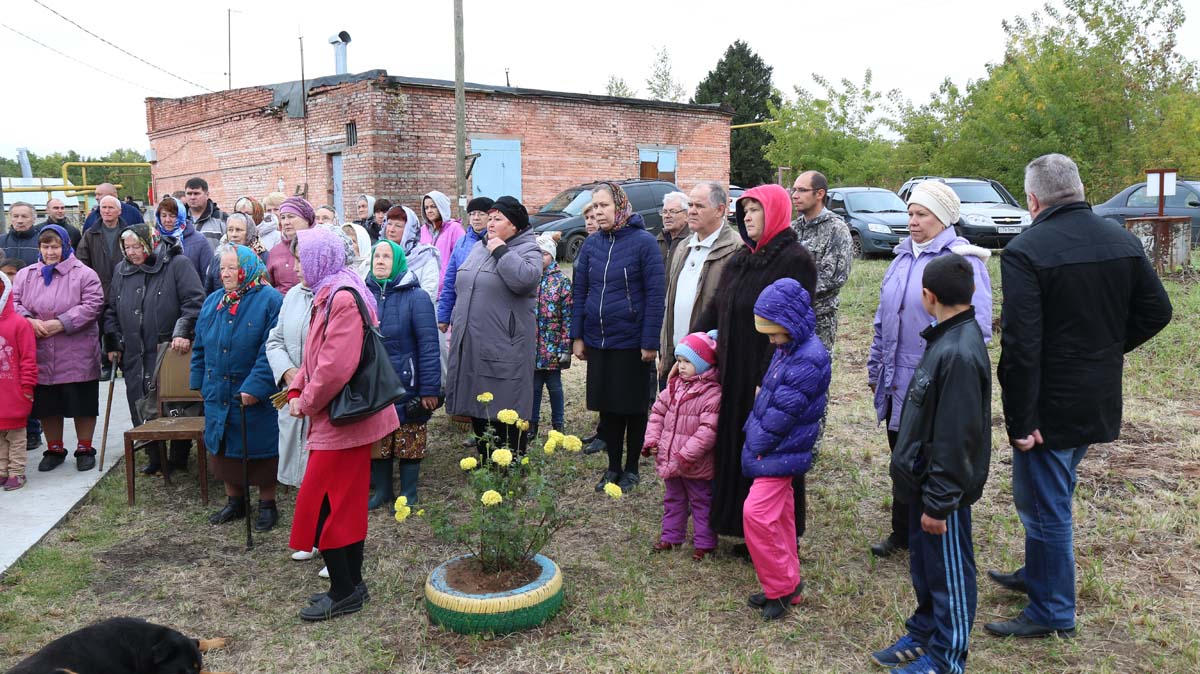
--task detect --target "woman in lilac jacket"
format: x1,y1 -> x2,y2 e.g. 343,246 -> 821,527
866,181 -> 992,558
11,224 -> 105,473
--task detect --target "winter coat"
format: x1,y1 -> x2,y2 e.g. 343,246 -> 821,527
1,227 -> 41,265
419,190 -> 465,297
436,226 -> 484,325
691,184 -> 818,537
162,227 -> 214,281
368,271 -> 441,423
659,225 -> 740,375
76,218 -> 127,297
102,238 -> 205,424
83,201 -> 143,231
536,261 -> 572,370
445,227 -> 543,419
644,367 -> 721,480
867,227 -> 993,431
998,201 -> 1172,450
0,274 -> 37,430
288,286 -> 400,451
191,200 -> 227,249
742,279 -> 831,479
266,283 -> 314,486
189,284 -> 282,459
12,256 -> 104,386
891,308 -> 992,518
656,228 -> 686,268
569,214 -> 667,351
267,238 -> 301,294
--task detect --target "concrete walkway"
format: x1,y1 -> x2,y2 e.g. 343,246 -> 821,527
0,378 -> 132,576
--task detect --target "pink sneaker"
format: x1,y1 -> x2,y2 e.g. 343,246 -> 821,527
4,475 -> 26,491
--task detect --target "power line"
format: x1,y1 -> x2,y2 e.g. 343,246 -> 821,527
0,22 -> 168,95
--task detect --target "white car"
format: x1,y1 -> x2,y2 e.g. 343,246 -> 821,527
898,176 -> 1032,248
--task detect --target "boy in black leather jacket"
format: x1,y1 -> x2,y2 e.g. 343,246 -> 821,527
871,254 -> 992,674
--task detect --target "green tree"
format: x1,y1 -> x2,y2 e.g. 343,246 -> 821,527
605,75 -> 636,98
645,47 -> 686,102
693,41 -> 781,186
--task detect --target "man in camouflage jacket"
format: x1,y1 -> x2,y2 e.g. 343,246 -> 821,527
790,170 -> 853,354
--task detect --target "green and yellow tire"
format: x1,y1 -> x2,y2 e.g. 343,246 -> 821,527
424,554 -> 564,634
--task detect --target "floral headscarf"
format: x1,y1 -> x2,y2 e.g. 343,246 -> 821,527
37,224 -> 74,286
295,228 -> 378,320
595,181 -> 634,229
120,224 -> 157,268
217,245 -> 268,315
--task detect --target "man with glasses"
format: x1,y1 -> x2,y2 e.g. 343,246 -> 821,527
657,181 -> 740,390
656,192 -> 690,266
790,171 -> 852,353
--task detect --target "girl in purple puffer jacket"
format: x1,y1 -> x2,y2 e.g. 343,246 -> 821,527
741,277 -> 831,621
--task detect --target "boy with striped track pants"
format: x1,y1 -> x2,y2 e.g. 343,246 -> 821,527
871,254 -> 992,674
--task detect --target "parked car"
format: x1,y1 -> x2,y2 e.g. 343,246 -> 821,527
531,179 -> 678,261
727,185 -> 745,223
827,187 -> 910,257
1093,180 -> 1200,245
897,176 -> 1031,248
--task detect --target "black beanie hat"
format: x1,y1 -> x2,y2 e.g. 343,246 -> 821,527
466,196 -> 495,213
489,195 -> 530,231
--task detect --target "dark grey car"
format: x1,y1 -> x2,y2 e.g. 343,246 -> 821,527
531,179 -> 678,261
1093,180 -> 1200,245
827,187 -> 910,257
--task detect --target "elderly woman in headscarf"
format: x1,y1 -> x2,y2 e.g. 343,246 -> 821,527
419,190 -> 464,296
234,195 -> 273,246
342,222 -> 372,278
190,245 -> 283,531
267,196 -> 315,294
286,227 -> 399,622
354,194 -> 379,241
446,196 -> 543,456
153,196 -> 213,279
382,205 -> 440,303
570,183 -> 666,494
204,212 -> 268,294
11,224 -> 105,472
103,224 -> 204,475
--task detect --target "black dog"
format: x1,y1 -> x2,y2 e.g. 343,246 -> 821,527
6,617 -> 229,674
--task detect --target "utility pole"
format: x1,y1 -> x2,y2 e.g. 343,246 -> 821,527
453,0 -> 467,214
227,9 -> 232,89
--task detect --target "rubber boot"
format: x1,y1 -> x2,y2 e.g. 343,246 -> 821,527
367,458 -> 395,511
398,459 -> 421,505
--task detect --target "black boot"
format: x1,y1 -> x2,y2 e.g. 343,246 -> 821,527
74,447 -> 96,472
209,496 -> 247,524
254,500 -> 279,532
167,442 -> 189,472
38,449 -> 67,472
367,459 -> 395,511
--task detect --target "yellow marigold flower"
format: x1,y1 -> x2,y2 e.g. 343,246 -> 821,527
548,430 -> 565,443
542,440 -> 556,455
497,409 -> 519,425
521,456 -> 530,466
604,482 -> 623,499
476,392 -> 494,403
563,435 -> 584,452
416,509 -> 425,517
395,505 -> 412,522
481,489 -> 503,506
394,495 -> 408,509
460,457 -> 478,471
491,448 -> 514,467
516,419 -> 530,432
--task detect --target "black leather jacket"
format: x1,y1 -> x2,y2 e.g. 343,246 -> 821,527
890,307 -> 992,519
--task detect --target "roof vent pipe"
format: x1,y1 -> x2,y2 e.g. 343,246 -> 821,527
329,31 -> 351,75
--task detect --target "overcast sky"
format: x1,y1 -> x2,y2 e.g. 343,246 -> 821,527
2,0 -> 1199,161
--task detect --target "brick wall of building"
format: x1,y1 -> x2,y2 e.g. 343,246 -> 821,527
146,73 -> 730,218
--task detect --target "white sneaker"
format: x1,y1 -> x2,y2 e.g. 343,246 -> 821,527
318,566 -> 329,579
291,547 -> 317,561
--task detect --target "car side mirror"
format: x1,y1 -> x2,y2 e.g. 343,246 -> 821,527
833,208 -> 847,216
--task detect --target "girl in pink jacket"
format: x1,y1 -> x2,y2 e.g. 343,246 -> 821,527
644,331 -> 721,561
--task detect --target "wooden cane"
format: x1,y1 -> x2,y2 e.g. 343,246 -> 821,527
98,364 -> 117,471
241,400 -> 253,551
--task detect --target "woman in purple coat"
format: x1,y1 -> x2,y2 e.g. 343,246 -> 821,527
866,181 -> 993,558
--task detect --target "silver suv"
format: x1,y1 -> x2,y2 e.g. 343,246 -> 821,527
898,176 -> 1031,248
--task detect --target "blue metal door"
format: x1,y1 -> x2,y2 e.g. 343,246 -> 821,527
470,138 -> 521,200
331,153 -> 344,221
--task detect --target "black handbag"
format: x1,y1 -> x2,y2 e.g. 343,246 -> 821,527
324,288 -> 408,426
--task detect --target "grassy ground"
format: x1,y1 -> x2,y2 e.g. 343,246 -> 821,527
2,255 -> 1198,673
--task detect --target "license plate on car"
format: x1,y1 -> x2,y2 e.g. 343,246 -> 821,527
998,226 -> 1022,234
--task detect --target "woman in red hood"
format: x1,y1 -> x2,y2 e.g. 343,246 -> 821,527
691,183 -> 817,551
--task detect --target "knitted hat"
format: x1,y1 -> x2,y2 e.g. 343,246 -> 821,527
907,181 -> 961,228
466,196 -> 495,213
489,195 -> 530,231
754,315 -> 789,334
536,231 -> 561,259
674,330 -> 718,375
279,196 -> 315,225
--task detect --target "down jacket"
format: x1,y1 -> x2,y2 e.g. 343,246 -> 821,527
644,367 -> 721,480
742,278 -> 831,479
368,270 -> 441,423
569,214 -> 666,351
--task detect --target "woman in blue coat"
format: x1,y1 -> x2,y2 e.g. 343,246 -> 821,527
365,239 -> 441,510
190,245 -> 284,531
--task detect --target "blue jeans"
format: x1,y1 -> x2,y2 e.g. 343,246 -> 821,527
532,369 -> 564,429
1011,445 -> 1088,629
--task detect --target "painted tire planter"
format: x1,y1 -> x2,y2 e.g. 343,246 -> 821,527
425,553 -> 564,634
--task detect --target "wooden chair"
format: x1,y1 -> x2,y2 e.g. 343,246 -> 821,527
123,348 -> 208,505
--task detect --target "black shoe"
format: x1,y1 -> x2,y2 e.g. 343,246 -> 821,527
583,438 -> 606,455
748,580 -> 805,608
617,471 -> 640,493
870,536 -> 908,558
309,582 -> 370,605
300,587 -> 365,621
75,452 -> 96,471
140,461 -> 162,476
761,584 -> 803,621
987,569 -> 1029,594
581,432 -> 597,444
26,434 -> 41,451
254,501 -> 279,532
594,469 -> 621,492
209,497 -> 247,525
38,451 -> 66,472
101,365 -> 113,380
730,542 -> 752,560
985,612 -> 1076,639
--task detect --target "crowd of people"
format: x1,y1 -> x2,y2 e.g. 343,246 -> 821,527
0,153 -> 1175,672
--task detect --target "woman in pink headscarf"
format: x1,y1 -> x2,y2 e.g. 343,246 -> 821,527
286,227 -> 399,622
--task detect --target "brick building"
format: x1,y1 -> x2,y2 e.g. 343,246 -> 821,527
145,69 -> 731,219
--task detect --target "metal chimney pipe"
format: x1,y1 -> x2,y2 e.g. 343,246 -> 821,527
17,147 -> 33,179
329,31 -> 351,75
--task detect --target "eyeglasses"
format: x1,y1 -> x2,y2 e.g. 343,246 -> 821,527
788,187 -> 818,196
659,208 -> 686,217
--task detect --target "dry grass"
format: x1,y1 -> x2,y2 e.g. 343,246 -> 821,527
2,255 -> 1198,673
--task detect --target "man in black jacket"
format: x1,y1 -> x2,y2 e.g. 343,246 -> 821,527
872,254 -> 991,674
987,154 -> 1173,639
